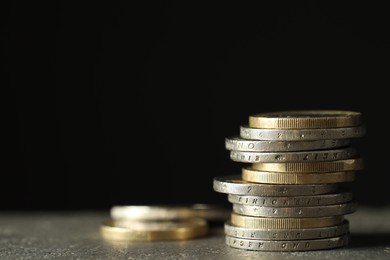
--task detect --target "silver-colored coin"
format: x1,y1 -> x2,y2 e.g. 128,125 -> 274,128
240,125 -> 366,141
225,234 -> 350,251
227,192 -> 353,207
213,175 -> 340,196
110,204 -> 230,221
225,136 -> 351,152
224,220 -> 349,240
232,202 -> 358,218
230,147 -> 356,163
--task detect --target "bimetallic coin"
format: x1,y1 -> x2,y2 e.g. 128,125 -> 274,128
242,168 -> 356,184
224,220 -> 350,240
232,202 -> 358,218
230,147 -> 356,163
227,192 -> 353,207
100,217 -> 208,241
240,125 -> 366,141
230,213 -> 344,229
225,136 -> 351,152
251,158 -> 364,173
225,234 -> 350,251
213,175 -> 340,196
110,204 -> 230,221
248,110 -> 362,129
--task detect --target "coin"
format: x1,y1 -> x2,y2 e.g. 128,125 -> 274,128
213,175 -> 341,196
251,158 -> 364,173
224,220 -> 349,240
232,202 -> 358,218
225,234 -> 350,251
240,125 -> 366,141
110,204 -> 230,221
225,136 -> 351,152
230,147 -> 356,163
242,168 -> 356,184
230,212 -> 344,229
100,217 -> 208,241
227,192 -> 353,207
248,110 -> 362,129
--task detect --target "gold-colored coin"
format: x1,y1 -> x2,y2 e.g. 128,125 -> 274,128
249,110 -> 362,129
231,212 -> 344,229
251,158 -> 364,173
242,168 -> 355,184
100,217 -> 208,241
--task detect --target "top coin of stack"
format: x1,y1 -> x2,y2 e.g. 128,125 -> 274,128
215,110 -> 365,252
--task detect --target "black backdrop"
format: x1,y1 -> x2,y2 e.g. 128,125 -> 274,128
5,1 -> 390,211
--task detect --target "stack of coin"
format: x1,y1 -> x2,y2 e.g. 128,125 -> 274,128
213,110 -> 366,251
100,204 -> 230,242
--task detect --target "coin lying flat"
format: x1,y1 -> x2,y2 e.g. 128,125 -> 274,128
242,168 -> 356,184
230,147 -> 356,163
248,110 -> 362,129
227,192 -> 353,207
110,204 -> 230,221
213,175 -> 341,196
232,202 -> 358,218
225,234 -> 350,251
100,217 -> 208,241
231,212 -> 344,229
224,220 -> 349,240
240,125 -> 366,141
225,136 -> 351,152
251,158 -> 364,173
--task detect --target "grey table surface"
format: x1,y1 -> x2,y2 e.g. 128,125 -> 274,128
1,206 -> 390,260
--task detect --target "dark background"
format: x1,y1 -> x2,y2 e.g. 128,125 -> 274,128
4,1 -> 390,211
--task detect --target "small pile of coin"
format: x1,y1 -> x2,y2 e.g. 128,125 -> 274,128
213,110 -> 365,251
100,204 -> 229,242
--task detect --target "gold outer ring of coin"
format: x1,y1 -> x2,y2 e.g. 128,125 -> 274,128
251,158 -> 364,173
231,212 -> 344,229
249,110 -> 362,129
110,204 -> 230,221
100,218 -> 209,241
242,168 -> 355,184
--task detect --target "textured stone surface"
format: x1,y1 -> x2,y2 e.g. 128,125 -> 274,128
1,206 -> 389,259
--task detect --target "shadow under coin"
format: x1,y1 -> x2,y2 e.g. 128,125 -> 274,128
349,233 -> 390,248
